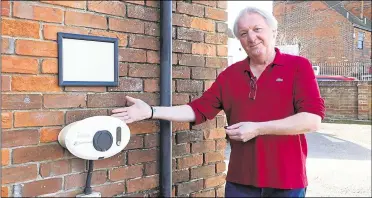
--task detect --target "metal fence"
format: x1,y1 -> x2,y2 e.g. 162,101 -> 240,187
313,62 -> 372,81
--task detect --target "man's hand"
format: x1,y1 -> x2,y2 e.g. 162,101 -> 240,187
225,122 -> 261,142
111,96 -> 152,123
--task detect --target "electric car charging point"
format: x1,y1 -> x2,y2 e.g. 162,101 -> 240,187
58,116 -> 131,197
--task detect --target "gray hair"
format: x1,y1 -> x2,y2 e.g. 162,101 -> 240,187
233,7 -> 278,38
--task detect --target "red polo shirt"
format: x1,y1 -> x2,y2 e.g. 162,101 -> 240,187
187,48 -> 325,189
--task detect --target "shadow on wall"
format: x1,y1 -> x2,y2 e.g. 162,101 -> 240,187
306,132 -> 371,161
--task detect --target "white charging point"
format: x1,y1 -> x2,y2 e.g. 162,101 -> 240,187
58,116 -> 130,197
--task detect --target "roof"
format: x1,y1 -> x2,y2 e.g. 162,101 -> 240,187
324,1 -> 372,32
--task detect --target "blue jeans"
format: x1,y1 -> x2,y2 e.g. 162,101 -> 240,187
225,181 -> 307,197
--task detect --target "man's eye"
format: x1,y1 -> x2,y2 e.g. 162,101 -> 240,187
240,33 -> 247,37
254,28 -> 262,32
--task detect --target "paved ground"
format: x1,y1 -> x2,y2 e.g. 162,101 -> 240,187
224,123 -> 371,197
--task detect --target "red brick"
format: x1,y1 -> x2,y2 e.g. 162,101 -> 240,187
173,40 -> 192,53
41,1 -> 86,9
108,77 -> 143,92
123,0 -> 145,5
13,144 -> 64,164
204,80 -> 214,91
144,133 -> 159,148
217,22 -> 228,33
1,186 -> 9,198
43,24 -> 89,40
192,43 -> 216,56
147,50 -> 160,63
65,11 -> 107,29
2,129 -> 39,148
191,141 -> 215,154
65,109 -> 107,124
129,35 -> 159,50
93,182 -> 126,197
2,37 -> 12,54
1,18 -> 40,38
177,179 -> 204,195
204,128 -> 225,140
177,27 -> 204,42
216,186 -> 225,197
22,178 -> 62,197
173,93 -> 190,105
204,174 -> 226,188
2,164 -> 37,184
173,66 -> 191,79
144,79 -> 159,92
15,40 -> 57,57
144,161 -> 158,176
88,30 -> 128,47
205,33 -> 228,44
65,86 -> 106,92
176,130 -> 204,144
1,112 -> 12,129
173,169 -> 189,183
146,0 -> 159,8
194,1 -> 217,7
172,13 -> 192,28
128,63 -> 159,77
127,4 -> 159,22
172,122 -> 190,132
1,75 -> 11,91
191,165 -> 215,179
87,93 -> 127,108
14,111 -> 64,127
178,54 -> 205,67
40,127 -> 61,143
43,94 -> 86,108
124,135 -> 143,150
2,55 -> 38,74
93,152 -> 126,169
216,138 -> 227,150
13,2 -> 63,23
176,2 -> 204,17
127,175 -> 159,193
217,45 -> 228,57
173,143 -> 190,157
40,58 -> 57,74
2,94 -> 42,110
40,160 -> 69,178
205,151 -> 224,164
64,171 -> 107,190
176,80 -> 203,92
1,1 -> 10,16
191,189 -> 216,197
206,57 -> 228,68
128,149 -> 158,164
119,48 -> 147,62
191,67 -> 216,80
216,161 -> 226,173
88,1 -> 126,17
119,63 -> 129,76
205,7 -> 228,21
177,154 -> 203,169
109,165 -> 143,181
145,22 -> 160,36
2,149 -> 10,166
109,18 -> 144,34
191,18 -> 215,32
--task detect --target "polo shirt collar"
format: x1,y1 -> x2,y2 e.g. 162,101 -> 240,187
241,47 -> 286,73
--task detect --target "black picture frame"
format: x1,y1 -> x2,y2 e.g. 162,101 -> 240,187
57,32 -> 119,86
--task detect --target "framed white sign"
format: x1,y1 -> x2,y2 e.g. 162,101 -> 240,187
58,32 -> 118,86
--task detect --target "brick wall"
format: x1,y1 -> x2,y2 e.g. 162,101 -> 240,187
273,1 -> 360,63
1,1 -> 228,197
319,81 -> 372,121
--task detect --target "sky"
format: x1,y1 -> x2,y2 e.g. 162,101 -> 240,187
227,1 -> 273,28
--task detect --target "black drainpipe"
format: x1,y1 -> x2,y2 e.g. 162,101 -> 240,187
160,1 -> 172,197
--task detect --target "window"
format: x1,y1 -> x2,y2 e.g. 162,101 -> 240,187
357,32 -> 364,49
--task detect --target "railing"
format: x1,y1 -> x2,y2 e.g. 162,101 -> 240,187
313,62 -> 372,81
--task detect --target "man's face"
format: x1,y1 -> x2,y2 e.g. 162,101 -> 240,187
237,13 -> 276,59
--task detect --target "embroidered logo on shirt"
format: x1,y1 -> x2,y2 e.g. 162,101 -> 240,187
276,78 -> 283,82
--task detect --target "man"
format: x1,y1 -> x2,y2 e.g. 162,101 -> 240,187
112,6 -> 325,197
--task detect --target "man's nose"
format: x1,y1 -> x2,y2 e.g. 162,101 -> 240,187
246,32 -> 256,43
